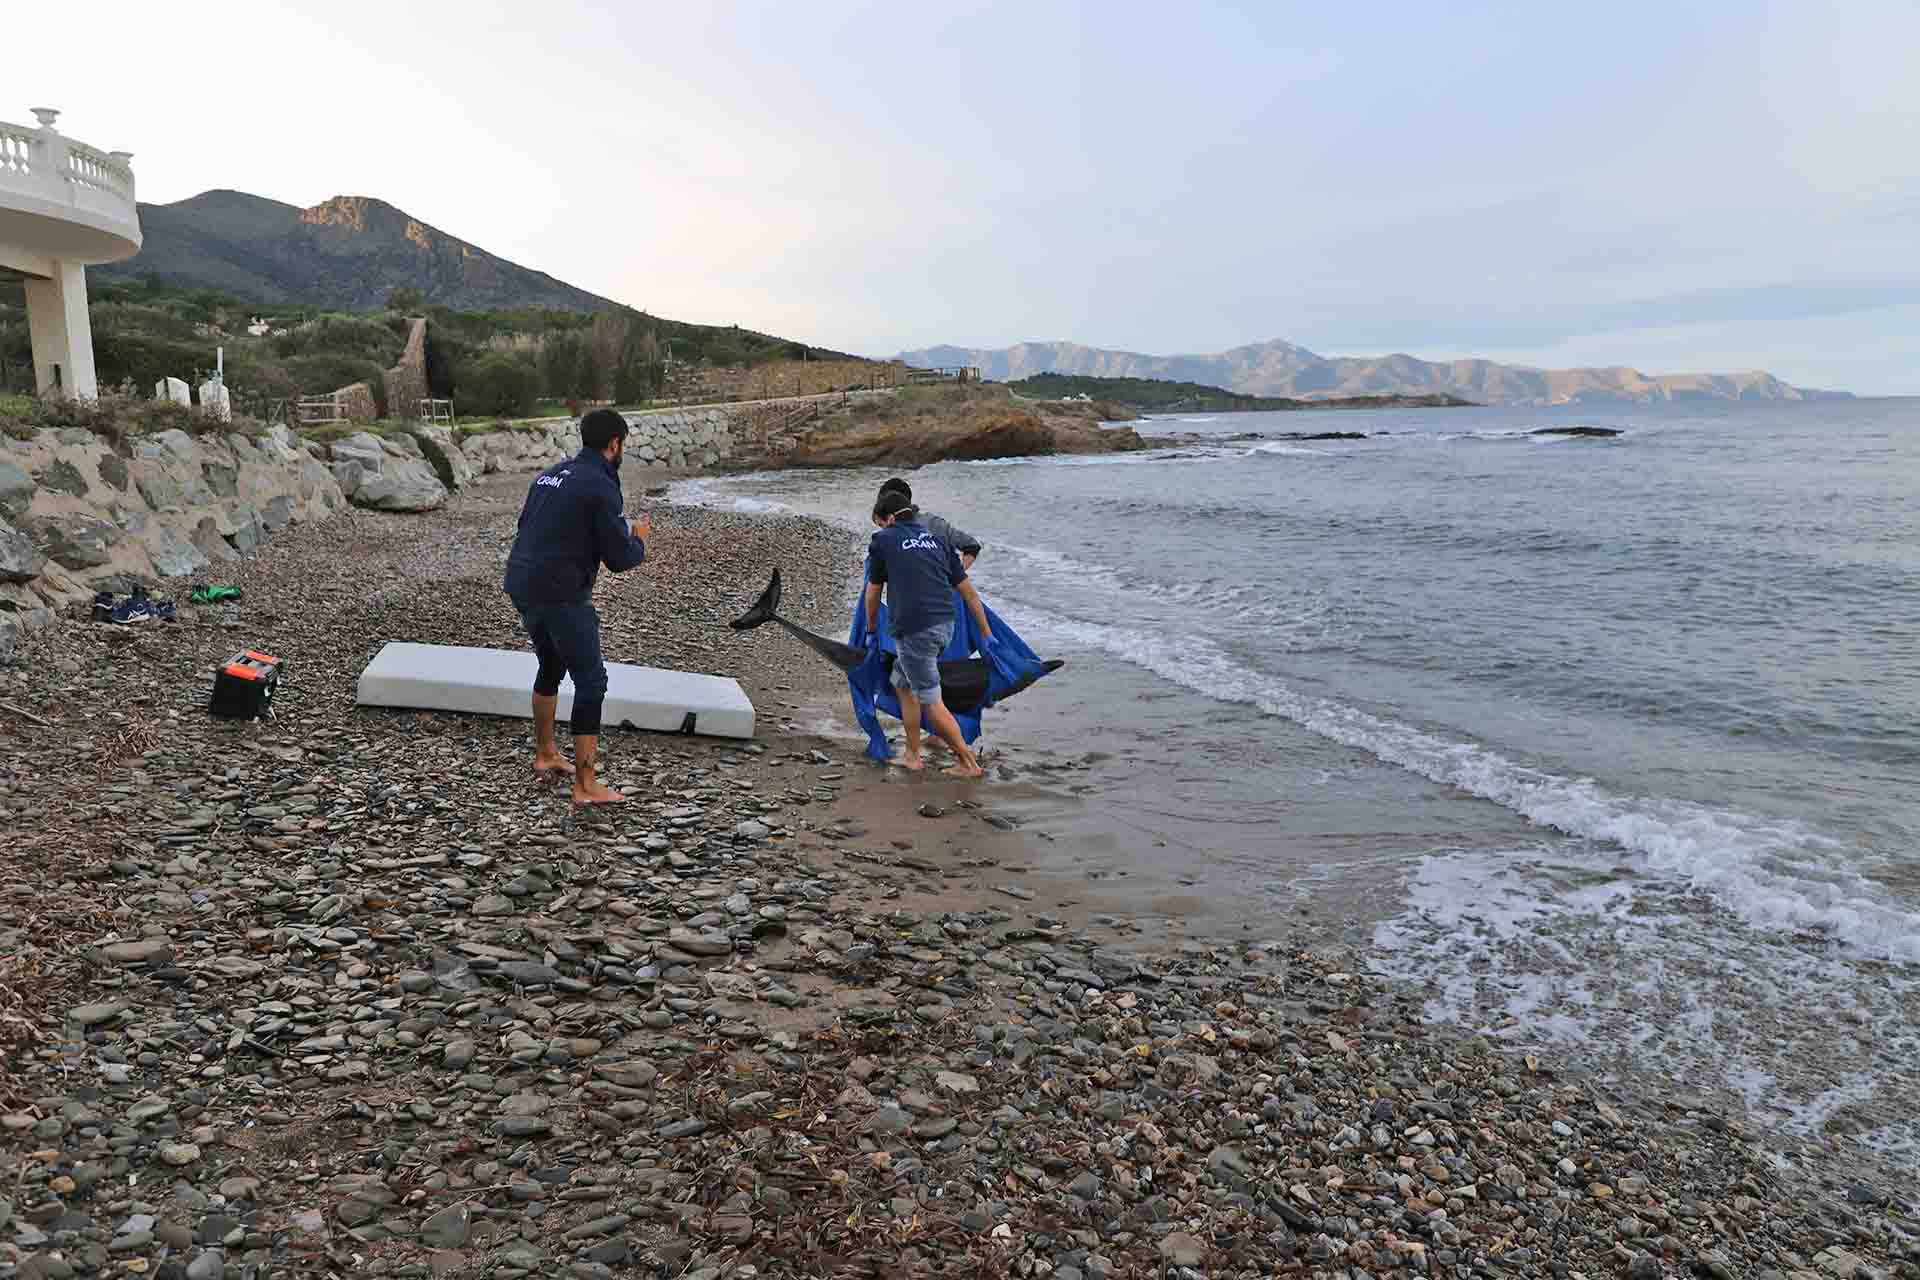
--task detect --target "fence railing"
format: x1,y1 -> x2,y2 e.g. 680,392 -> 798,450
295,395 -> 351,425
905,365 -> 979,385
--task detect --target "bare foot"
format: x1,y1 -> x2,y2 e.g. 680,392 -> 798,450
942,761 -> 985,778
533,754 -> 576,781
897,751 -> 925,773
571,781 -> 628,807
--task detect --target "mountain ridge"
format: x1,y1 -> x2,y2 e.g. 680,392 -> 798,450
900,338 -> 1853,406
95,189 -> 621,314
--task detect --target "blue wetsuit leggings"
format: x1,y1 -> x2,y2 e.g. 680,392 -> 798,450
512,599 -> 607,736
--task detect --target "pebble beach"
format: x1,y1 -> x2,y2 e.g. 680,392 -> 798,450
0,472 -> 1911,1280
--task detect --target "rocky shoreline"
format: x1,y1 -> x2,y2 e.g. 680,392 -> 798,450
0,474 -> 1911,1280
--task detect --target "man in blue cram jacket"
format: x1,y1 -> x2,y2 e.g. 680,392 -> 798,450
864,489 -> 993,777
503,408 -> 652,806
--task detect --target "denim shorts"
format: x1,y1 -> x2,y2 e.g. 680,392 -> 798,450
890,621 -> 953,703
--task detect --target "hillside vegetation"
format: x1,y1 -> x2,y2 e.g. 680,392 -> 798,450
97,189 -> 622,314
0,276 -> 862,419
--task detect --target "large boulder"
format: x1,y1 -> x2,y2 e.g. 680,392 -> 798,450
33,458 -> 89,498
30,515 -> 119,570
326,432 -> 448,513
329,431 -> 387,471
353,468 -> 448,512
124,513 -> 211,579
0,518 -> 46,584
192,517 -> 240,564
407,425 -> 476,491
132,462 -> 187,512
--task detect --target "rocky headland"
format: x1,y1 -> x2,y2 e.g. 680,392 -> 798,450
750,385 -> 1151,471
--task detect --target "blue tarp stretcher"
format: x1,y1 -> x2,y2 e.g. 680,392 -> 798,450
845,596 -> 1054,760
728,569 -> 1062,761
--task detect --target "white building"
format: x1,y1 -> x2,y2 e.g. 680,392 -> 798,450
0,107 -> 142,399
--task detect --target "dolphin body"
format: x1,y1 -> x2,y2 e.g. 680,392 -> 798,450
728,568 -> 1061,716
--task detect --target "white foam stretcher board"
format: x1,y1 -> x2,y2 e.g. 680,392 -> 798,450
356,643 -> 755,740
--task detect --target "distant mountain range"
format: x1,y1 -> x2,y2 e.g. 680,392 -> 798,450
900,338 -> 1852,406
96,189 -> 620,313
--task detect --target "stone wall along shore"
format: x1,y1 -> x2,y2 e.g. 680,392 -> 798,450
0,425 -> 345,654
0,406 -> 746,657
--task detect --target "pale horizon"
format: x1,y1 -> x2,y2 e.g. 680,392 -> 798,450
14,0 -> 1917,393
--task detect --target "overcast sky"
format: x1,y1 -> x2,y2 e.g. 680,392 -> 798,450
15,1 -> 1918,391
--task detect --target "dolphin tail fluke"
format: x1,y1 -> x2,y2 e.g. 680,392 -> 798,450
729,568 -> 870,672
729,568 -> 783,631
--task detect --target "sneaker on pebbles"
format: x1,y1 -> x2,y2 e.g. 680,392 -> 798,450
110,595 -> 154,625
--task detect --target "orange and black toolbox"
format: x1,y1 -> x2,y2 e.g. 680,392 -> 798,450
209,650 -> 283,719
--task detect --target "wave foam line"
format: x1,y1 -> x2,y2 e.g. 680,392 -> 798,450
1001,609 -> 1920,962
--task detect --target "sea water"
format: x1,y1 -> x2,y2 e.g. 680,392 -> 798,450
678,396 -> 1920,1174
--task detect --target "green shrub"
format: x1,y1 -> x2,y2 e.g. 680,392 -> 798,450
458,352 -> 540,416
0,393 -> 263,443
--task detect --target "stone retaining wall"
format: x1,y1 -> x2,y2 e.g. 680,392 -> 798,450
0,405 -> 752,657
617,407 -> 737,469
0,425 -> 346,655
458,407 -> 740,475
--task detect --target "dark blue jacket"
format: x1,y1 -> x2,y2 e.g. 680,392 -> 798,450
865,520 -> 966,637
503,449 -> 646,605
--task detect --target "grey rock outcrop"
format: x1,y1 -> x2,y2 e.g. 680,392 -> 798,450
0,518 -> 46,583
406,424 -> 475,491
0,424 -> 348,623
326,431 -> 447,512
123,512 -> 211,579
33,515 -> 120,569
0,407 -> 743,654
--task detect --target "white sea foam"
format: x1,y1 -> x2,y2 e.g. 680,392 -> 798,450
995,544 -> 1338,644
959,447 -> 1238,468
1372,849 -> 1920,1163
668,477 -> 800,517
1246,443 -> 1331,457
998,604 -> 1920,961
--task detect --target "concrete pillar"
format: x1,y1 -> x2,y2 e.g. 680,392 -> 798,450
23,260 -> 98,399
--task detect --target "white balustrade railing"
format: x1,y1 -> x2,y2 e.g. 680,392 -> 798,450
0,121 -> 36,180
0,108 -> 139,251
63,140 -> 134,203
